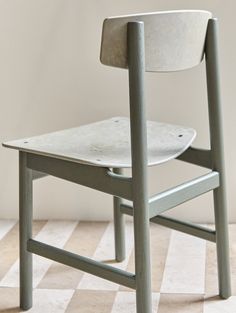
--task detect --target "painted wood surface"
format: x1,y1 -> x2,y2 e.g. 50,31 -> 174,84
101,10 -> 212,72
3,117 -> 196,168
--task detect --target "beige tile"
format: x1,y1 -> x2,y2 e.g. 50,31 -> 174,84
0,287 -> 20,312
120,224 -> 171,292
65,290 -> 116,313
0,287 -> 74,313
157,294 -> 204,313
0,223 -> 19,282
38,222 -> 108,289
205,224 -> 236,296
161,230 -> 206,294
0,221 -> 46,282
0,220 -> 17,241
120,249 -> 134,292
32,221 -> 48,236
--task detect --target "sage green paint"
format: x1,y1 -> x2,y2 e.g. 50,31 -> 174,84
151,215 -> 216,242
113,168 -> 126,262
3,12 -> 231,313
205,18 -> 231,299
128,21 -> 152,313
19,152 -> 33,310
27,239 -> 136,289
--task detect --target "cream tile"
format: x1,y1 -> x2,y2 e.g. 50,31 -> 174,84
150,224 -> 171,292
203,295 -> 236,313
205,241 -> 218,295
0,220 -> 78,287
34,220 -> 78,247
28,289 -> 74,313
158,294 -> 204,313
111,292 -> 159,313
0,220 -> 17,240
120,223 -> 171,292
78,222 -> 134,291
0,287 -> 20,312
65,290 -> 116,313
38,222 -> 108,289
161,230 -> 206,294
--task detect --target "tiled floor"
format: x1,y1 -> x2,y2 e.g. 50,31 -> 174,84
0,220 -> 235,312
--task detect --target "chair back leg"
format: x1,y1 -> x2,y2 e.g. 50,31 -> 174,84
19,152 -> 33,309
128,21 -> 152,313
113,168 -> 126,262
206,18 -> 231,298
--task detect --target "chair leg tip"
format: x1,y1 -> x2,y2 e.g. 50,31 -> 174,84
20,305 -> 32,311
116,256 -> 125,262
20,302 -> 32,311
219,291 -> 231,299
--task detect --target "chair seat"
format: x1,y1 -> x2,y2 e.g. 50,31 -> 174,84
3,117 -> 196,168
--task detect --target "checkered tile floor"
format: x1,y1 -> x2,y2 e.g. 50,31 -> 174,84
0,220 -> 235,312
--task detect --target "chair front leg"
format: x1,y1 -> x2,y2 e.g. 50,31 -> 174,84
214,181 -> 231,299
19,152 -> 33,310
113,168 -> 126,262
133,195 -> 152,313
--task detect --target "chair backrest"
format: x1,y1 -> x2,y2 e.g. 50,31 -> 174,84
100,10 -> 212,72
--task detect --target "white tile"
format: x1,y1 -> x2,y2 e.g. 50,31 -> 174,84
204,296 -> 236,313
0,220 -> 78,287
160,230 -> 206,294
78,222 -> 134,290
111,292 -> 160,313
0,220 -> 17,240
28,289 -> 74,313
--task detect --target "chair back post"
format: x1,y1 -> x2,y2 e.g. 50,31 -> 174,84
127,21 -> 152,312
205,18 -> 225,172
128,21 -> 148,185
205,18 -> 232,298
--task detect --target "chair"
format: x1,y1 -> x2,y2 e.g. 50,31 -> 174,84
3,10 -> 231,313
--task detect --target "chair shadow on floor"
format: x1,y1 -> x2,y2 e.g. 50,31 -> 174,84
102,258 -> 120,264
0,307 -> 21,313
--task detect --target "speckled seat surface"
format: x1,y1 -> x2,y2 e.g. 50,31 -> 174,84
3,117 -> 196,168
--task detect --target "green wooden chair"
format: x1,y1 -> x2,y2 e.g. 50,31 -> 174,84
3,10 -> 231,313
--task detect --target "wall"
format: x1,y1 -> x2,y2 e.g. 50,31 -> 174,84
0,0 -> 235,222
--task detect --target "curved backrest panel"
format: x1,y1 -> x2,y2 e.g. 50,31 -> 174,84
100,10 -> 212,72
